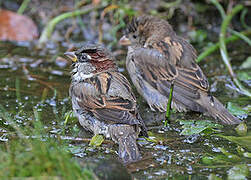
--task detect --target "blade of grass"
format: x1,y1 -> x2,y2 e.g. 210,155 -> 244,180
165,82 -> 174,127
64,111 -> 73,126
210,0 -> 226,19
240,8 -> 251,30
17,0 -> 31,14
0,104 -> 31,146
203,1 -> 251,97
198,1 -> 251,62
201,1 -> 250,62
41,88 -> 48,103
15,78 -> 21,102
219,5 -> 243,78
228,29 -> 251,46
197,30 -> 251,62
219,4 -> 251,97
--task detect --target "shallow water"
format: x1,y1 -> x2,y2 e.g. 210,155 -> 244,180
0,40 -> 250,179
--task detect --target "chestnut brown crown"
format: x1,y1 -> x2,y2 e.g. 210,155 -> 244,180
65,44 -> 117,81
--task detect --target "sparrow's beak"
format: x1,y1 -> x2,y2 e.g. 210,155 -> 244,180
119,35 -> 131,46
64,51 -> 77,62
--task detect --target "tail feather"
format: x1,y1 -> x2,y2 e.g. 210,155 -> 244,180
117,134 -> 141,163
108,124 -> 141,164
198,93 -> 241,125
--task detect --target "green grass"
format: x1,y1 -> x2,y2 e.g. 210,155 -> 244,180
0,104 -> 94,179
0,139 -> 94,179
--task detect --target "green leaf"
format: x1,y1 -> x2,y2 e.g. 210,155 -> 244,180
89,134 -> 104,147
227,102 -> 248,116
217,134 -> 251,151
64,110 -> 73,125
181,126 -> 208,135
218,147 -> 241,162
202,154 -> 231,165
201,156 -> 214,165
240,56 -> 251,69
237,71 -> 251,81
180,120 -> 222,135
227,164 -> 249,180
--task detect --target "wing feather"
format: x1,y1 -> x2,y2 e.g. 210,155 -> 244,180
71,72 -> 140,125
129,41 -> 209,110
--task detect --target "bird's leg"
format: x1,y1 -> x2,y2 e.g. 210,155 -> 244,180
164,80 -> 174,127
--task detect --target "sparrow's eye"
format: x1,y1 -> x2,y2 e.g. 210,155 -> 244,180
132,35 -> 137,39
79,53 -> 88,62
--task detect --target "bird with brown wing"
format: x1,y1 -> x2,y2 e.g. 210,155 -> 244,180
65,44 -> 148,163
119,15 -> 241,125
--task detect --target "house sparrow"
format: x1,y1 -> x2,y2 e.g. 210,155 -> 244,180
119,15 -> 241,125
65,44 -> 148,163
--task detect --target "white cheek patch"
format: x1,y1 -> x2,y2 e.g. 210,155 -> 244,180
72,72 -> 93,81
80,72 -> 93,79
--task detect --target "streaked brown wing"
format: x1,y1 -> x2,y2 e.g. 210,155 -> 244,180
71,72 -> 139,125
130,46 -> 209,101
109,72 -> 137,101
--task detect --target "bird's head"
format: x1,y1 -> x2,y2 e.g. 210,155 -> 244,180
119,15 -> 174,47
65,43 -> 117,81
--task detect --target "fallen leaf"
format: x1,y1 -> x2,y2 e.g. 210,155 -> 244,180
89,134 -> 104,147
0,9 -> 38,41
179,120 -> 222,135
